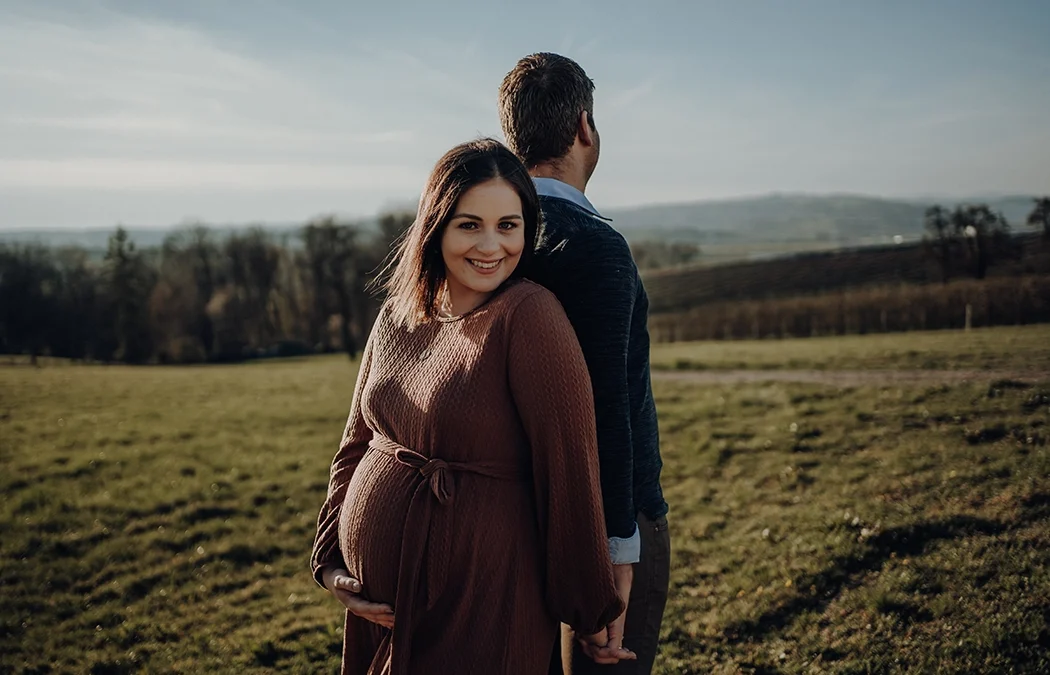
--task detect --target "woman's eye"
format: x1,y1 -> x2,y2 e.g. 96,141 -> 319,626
499,221 -> 519,230
458,221 -> 479,230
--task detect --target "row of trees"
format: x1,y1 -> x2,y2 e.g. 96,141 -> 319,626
924,197 -> 1050,282
4,198 -> 1048,361
0,213 -> 414,365
629,240 -> 702,270
649,274 -> 1050,342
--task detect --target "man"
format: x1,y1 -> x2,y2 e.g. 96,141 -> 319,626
498,53 -> 670,674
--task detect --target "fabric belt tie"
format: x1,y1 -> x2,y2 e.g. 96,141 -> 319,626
367,433 -> 525,675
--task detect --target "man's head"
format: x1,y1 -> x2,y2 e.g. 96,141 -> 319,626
498,53 -> 600,184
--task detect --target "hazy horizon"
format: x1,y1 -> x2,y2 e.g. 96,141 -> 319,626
0,190 -> 1042,234
2,0 -> 1048,230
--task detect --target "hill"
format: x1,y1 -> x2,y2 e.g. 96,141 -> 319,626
642,232 -> 1048,315
608,194 -> 1037,245
0,194 -> 1039,251
0,224 -> 304,252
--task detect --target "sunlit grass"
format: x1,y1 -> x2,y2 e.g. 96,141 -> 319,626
2,333 -> 1049,673
651,323 -> 1050,372
655,377 -> 1050,673
1,357 -> 355,673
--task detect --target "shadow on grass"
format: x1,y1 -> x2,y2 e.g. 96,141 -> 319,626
179,505 -> 239,525
721,514 -> 1004,642
253,638 -> 297,668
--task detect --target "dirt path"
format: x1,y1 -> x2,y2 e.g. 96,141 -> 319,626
652,369 -> 1050,386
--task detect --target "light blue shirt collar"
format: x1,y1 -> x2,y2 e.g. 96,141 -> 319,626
532,177 -> 611,221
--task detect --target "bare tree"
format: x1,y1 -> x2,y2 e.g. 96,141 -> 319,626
52,246 -> 101,361
377,211 -> 415,248
103,227 -> 155,363
950,204 -> 1013,280
0,244 -> 61,365
302,217 -> 366,357
630,240 -> 703,271
1028,197 -> 1050,240
224,228 -> 282,348
923,205 -> 955,282
155,225 -> 220,359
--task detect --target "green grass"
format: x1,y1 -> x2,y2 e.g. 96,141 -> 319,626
656,377 -> 1050,673
0,358 -> 353,673
665,241 -> 846,268
651,324 -> 1050,372
2,334 -> 1049,673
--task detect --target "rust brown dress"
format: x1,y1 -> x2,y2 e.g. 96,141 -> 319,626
310,280 -> 624,675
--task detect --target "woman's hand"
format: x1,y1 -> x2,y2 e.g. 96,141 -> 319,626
577,564 -> 637,664
321,567 -> 394,629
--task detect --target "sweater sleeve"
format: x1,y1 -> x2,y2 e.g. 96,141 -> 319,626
550,230 -> 638,543
507,288 -> 625,634
309,326 -> 376,589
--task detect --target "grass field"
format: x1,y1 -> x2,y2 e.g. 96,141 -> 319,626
650,324 -> 1050,373
2,329 -> 1049,673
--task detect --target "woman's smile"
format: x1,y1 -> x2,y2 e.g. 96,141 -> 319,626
467,258 -> 503,272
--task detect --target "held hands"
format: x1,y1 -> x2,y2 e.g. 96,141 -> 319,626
323,561 -> 635,656
577,563 -> 637,664
321,567 -> 394,629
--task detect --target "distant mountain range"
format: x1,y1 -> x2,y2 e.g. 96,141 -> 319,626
0,224 -> 308,251
0,193 -> 1041,250
607,194 -> 1040,245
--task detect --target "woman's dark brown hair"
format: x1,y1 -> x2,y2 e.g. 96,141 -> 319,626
383,138 -> 540,327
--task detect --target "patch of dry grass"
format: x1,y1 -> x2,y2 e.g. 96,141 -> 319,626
651,323 -> 1050,373
2,334 -> 1049,673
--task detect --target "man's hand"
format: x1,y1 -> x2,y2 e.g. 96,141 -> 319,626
321,567 -> 394,629
578,563 -> 637,664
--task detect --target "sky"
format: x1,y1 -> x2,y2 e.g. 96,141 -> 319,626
1,0 -> 1048,229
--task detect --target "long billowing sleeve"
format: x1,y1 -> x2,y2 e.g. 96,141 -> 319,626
507,288 -> 625,635
310,329 -> 375,589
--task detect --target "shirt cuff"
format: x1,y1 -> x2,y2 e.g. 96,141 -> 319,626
608,523 -> 641,565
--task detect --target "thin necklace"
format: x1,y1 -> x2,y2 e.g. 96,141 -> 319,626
438,285 -> 455,318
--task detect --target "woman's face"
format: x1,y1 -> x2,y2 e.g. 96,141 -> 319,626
440,178 -> 525,312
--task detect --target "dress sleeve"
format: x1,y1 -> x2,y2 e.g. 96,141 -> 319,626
309,323 -> 377,589
507,288 -> 625,634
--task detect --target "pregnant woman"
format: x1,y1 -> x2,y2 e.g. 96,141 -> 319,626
309,138 -> 624,674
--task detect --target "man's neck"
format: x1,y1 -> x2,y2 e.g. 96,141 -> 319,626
530,162 -> 588,194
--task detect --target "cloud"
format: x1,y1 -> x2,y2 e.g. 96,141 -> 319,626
0,158 -> 419,191
0,7 -> 415,184
356,42 -> 494,115
609,77 -> 658,110
0,14 -> 277,103
1,113 -> 413,147
577,37 -> 602,57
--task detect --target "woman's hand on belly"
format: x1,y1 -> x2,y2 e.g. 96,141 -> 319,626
321,566 -> 395,629
338,450 -> 413,604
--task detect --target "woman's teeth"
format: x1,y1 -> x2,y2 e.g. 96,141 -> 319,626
469,259 -> 500,270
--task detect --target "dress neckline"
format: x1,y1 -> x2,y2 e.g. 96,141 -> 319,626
435,279 -> 521,323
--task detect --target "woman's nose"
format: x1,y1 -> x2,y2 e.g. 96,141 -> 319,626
474,231 -> 500,255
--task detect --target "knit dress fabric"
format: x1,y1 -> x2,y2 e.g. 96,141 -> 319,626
310,280 -> 624,675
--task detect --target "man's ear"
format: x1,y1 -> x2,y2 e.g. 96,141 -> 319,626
578,110 -> 596,147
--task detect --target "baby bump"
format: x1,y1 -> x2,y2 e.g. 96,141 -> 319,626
337,449 -> 416,605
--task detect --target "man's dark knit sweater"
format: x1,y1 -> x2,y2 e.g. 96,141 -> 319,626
527,194 -> 668,543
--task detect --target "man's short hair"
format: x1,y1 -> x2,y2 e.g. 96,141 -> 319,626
498,53 -> 595,169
